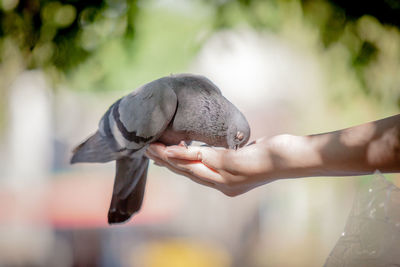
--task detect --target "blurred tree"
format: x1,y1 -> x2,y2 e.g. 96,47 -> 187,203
0,0 -> 140,133
329,0 -> 400,27
201,0 -> 400,109
0,0 -> 399,109
0,0 -> 139,70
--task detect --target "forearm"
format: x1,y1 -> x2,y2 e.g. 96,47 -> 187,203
266,114 -> 400,179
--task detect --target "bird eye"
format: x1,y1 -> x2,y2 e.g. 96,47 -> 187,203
235,131 -> 244,141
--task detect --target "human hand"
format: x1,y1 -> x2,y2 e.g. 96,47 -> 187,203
146,114 -> 400,194
145,137 -> 284,196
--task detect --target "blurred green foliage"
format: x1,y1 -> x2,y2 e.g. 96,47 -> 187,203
0,0 -> 399,109
68,4 -> 212,92
0,0 -> 139,70
203,0 -> 400,109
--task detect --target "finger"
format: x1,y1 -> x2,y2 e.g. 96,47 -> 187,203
145,149 -> 163,162
150,148 -> 224,185
145,148 -> 160,159
146,154 -> 166,167
149,154 -> 217,188
165,146 -> 228,171
147,143 -> 191,162
147,143 -> 169,161
167,158 -> 224,184
148,143 -> 241,176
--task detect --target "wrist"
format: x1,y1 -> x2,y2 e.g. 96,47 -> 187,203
265,134 -> 323,179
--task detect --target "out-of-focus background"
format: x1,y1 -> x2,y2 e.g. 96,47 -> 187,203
0,0 -> 399,266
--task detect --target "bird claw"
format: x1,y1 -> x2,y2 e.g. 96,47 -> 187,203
246,140 -> 256,146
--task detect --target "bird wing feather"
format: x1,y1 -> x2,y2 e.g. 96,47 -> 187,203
99,78 -> 178,151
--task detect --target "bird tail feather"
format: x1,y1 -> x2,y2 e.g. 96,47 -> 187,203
108,156 -> 149,224
70,131 -> 117,164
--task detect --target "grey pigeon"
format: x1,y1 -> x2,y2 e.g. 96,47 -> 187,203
71,74 -> 250,224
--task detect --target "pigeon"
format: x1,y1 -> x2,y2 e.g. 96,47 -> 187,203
71,73 -> 250,224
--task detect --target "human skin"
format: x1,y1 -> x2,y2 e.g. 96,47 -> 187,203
145,114 -> 400,197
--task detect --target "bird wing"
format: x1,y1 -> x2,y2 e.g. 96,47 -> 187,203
71,78 -> 177,163
99,78 -> 178,151
102,78 -> 177,224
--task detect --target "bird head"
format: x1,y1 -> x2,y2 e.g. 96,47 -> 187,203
227,112 -> 250,150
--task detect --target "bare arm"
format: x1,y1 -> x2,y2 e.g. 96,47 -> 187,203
263,114 -> 400,177
146,114 -> 400,196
